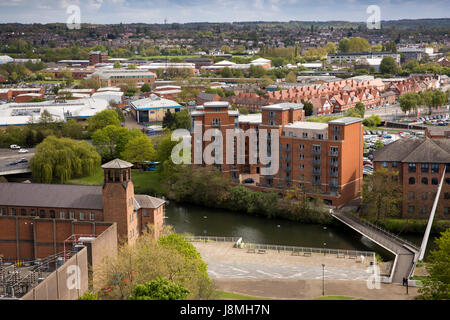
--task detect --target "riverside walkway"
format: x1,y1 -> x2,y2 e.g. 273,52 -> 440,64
331,210 -> 419,284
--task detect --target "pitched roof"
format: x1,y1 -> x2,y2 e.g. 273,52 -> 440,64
134,194 -> 165,209
101,159 -> 133,169
0,183 -> 103,210
373,138 -> 450,163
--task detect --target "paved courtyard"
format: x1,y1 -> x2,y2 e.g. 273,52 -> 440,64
193,242 -> 378,281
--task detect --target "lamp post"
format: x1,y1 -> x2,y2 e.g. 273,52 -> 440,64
322,264 -> 325,296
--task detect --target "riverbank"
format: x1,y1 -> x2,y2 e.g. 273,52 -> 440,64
66,167 -> 447,237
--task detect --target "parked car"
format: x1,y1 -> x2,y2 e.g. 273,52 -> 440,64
10,145 -> 20,149
7,161 -> 17,166
243,178 -> 254,184
17,158 -> 28,164
18,149 -> 29,153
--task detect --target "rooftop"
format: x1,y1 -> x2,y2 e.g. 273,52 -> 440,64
131,95 -> 182,110
261,102 -> 304,111
284,121 -> 329,130
327,117 -> 363,125
101,159 -> 133,169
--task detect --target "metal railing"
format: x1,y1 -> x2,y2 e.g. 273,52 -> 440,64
243,243 -> 374,257
184,236 -> 242,243
341,213 -> 420,252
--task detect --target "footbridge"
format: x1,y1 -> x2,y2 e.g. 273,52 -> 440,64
331,210 -> 419,284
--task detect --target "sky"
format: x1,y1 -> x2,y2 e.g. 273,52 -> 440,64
0,0 -> 449,24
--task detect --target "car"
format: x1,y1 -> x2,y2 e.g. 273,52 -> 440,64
17,158 -> 28,164
243,178 -> 254,184
18,149 -> 28,153
10,145 -> 20,149
7,161 -> 17,166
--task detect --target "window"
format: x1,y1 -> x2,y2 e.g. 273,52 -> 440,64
21,209 -> 26,216
431,163 -> 439,173
422,192 -> 428,200
299,154 -> 304,160
408,177 -> 415,185
268,120 -> 275,126
382,162 -> 388,168
420,206 -> 427,214
444,207 -> 449,215
60,211 -> 66,219
39,210 -> 45,218
90,212 -> 95,221
79,212 -> 85,220
50,210 -> 55,219
144,209 -> 149,217
268,111 -> 275,118
431,178 -> 438,185
212,118 -> 221,126
333,135 -> 339,141
408,163 -> 416,173
421,163 -> 429,173
299,144 -> 305,150
11,208 -> 16,216
408,192 -> 415,200
299,164 -> 304,170
302,132 -> 308,138
0,208 -> 5,216
392,162 -> 398,168
30,209 -> 36,217
421,177 -> 428,185
408,206 -> 415,214
446,178 -> 450,185
316,134 -> 323,140
70,211 -> 75,219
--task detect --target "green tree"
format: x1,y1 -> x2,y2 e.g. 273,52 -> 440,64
140,83 -> 151,93
285,71 -> 297,83
62,119 -> 83,139
78,292 -> 100,300
419,230 -> 450,300
303,101 -> 314,116
174,109 -> 192,130
92,125 -> 143,161
87,110 -> 121,135
30,136 -> 101,184
355,102 -> 365,118
121,135 -> 156,164
129,277 -> 189,300
162,110 -> 176,129
113,61 -> 122,69
379,56 -> 398,75
399,92 -> 421,114
362,168 -> 402,222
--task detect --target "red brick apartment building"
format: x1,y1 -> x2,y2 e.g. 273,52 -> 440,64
191,101 -> 363,207
89,51 -> 108,66
0,159 -> 165,261
373,138 -> 450,218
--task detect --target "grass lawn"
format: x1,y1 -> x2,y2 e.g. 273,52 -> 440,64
66,167 -> 167,196
214,291 -> 275,300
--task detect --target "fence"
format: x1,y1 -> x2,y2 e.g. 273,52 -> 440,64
185,235 -> 375,258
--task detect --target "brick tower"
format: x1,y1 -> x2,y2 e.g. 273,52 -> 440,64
101,159 -> 137,244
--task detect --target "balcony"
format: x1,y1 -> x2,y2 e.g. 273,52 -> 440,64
329,180 -> 339,187
329,171 -> 338,177
311,168 -> 321,175
311,149 -> 321,155
311,159 -> 321,166
328,150 -> 339,157
312,180 -> 321,185
329,161 -> 339,167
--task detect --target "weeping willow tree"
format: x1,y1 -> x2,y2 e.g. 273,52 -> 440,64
30,136 -> 101,184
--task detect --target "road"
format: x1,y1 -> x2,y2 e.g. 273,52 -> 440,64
0,148 -> 34,174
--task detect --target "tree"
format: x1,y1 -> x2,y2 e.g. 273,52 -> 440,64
421,89 -> 448,115
129,277 -> 189,300
140,83 -> 151,93
338,37 -> 370,53
221,45 -> 231,54
113,61 -> 122,69
30,136 -> 101,184
121,135 -> 156,164
419,230 -> 450,300
127,63 -> 137,70
399,92 -> 421,114
162,110 -> 176,129
303,101 -> 314,116
92,125 -> 143,161
373,140 -> 384,150
78,292 -> 100,300
379,56 -> 398,75
362,115 -> 381,127
285,71 -> 297,83
174,109 -> 192,130
362,168 -> 402,222
62,119 -> 83,139
87,110 -> 121,135
354,102 -> 365,118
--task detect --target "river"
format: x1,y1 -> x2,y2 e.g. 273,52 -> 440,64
164,202 -> 435,261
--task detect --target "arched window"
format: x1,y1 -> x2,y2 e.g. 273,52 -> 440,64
421,177 -> 428,185
408,177 -> 415,185
432,178 -> 438,185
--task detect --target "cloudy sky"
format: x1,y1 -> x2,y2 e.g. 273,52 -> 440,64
0,0 -> 449,24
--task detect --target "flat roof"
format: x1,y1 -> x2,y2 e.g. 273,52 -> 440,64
131,95 -> 182,110
238,113 -> 262,124
261,102 -> 304,111
327,117 -> 363,125
284,121 -> 328,130
203,101 -> 230,108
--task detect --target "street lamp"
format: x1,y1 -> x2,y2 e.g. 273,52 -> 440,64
322,264 -> 325,296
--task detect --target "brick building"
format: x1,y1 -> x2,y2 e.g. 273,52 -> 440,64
373,138 -> 450,218
0,159 -> 165,261
425,126 -> 450,139
89,51 -> 108,66
191,101 -> 363,207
